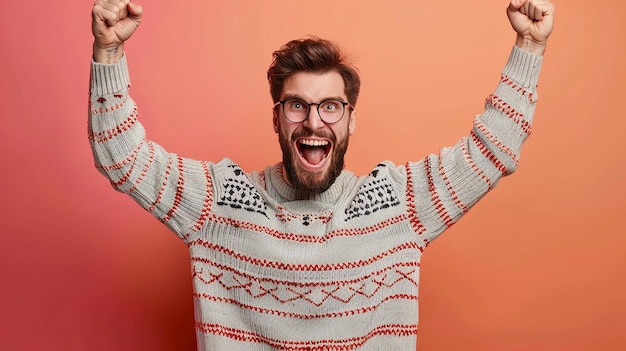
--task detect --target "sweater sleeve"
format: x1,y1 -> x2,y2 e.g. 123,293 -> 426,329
88,55 -> 214,243
405,46 -> 543,244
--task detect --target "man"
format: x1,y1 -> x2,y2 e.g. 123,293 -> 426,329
89,0 -> 554,350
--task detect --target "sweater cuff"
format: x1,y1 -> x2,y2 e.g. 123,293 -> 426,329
90,54 -> 131,97
502,46 -> 543,89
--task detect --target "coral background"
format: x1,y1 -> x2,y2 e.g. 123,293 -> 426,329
1,0 -> 624,350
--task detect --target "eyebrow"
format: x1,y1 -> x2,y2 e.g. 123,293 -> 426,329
281,94 -> 348,102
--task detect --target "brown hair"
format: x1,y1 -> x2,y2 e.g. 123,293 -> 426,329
267,36 -> 361,106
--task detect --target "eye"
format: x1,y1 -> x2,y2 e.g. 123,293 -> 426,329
321,100 -> 342,112
286,99 -> 306,110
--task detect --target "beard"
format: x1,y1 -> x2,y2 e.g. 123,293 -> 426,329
279,129 -> 349,194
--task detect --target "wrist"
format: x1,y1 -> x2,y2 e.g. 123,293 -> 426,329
92,42 -> 124,64
515,36 -> 546,56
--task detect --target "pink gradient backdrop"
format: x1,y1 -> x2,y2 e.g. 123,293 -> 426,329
1,0 -> 625,350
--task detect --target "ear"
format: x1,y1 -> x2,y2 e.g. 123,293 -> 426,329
273,107 -> 280,133
348,109 -> 356,135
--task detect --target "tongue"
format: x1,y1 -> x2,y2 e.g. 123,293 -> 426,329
302,146 -> 326,165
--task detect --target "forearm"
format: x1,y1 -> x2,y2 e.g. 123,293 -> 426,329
475,46 -> 543,175
89,55 -> 144,191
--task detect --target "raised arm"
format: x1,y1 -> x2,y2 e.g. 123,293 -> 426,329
92,0 -> 143,63
89,1 -> 215,242
404,0 -> 555,242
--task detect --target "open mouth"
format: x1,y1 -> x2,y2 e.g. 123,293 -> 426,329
296,138 -> 332,167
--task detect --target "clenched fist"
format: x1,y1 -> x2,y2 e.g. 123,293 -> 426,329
92,0 -> 143,63
507,0 -> 555,55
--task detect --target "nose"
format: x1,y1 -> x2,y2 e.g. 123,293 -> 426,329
302,105 -> 325,130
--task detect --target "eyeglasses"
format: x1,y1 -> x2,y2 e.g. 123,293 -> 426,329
273,98 -> 353,124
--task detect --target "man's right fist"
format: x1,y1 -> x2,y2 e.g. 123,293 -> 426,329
92,0 -> 143,63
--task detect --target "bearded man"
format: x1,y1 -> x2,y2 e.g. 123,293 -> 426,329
89,0 -> 555,349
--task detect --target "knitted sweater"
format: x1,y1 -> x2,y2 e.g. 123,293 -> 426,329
88,46 -> 542,351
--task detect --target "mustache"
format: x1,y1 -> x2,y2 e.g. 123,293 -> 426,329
291,129 -> 335,142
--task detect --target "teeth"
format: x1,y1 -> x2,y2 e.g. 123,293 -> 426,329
299,139 -> 329,147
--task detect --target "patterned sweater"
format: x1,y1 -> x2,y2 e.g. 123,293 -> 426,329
88,46 -> 542,350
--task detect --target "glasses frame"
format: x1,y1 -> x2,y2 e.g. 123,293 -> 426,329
273,98 -> 354,124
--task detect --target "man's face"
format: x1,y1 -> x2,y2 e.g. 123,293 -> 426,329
273,71 -> 356,193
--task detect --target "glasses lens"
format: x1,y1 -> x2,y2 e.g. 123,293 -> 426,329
283,99 -> 309,123
318,100 -> 345,123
